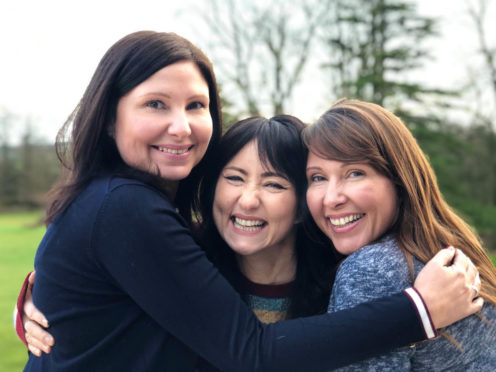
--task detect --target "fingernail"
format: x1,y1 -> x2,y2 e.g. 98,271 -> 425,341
445,245 -> 454,251
45,336 -> 53,345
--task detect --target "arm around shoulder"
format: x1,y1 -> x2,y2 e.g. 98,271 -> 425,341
88,184 -> 427,371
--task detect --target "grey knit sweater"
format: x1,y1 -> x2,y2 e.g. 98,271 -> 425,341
328,235 -> 496,371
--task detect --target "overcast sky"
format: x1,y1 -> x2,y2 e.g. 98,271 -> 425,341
1,0 -> 495,144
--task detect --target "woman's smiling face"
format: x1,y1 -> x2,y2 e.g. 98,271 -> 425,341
305,151 -> 398,255
213,140 -> 298,258
113,61 -> 213,184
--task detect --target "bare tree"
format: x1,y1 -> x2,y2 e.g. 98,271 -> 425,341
200,0 -> 332,117
467,0 -> 496,130
0,108 -> 20,206
466,0 -> 496,205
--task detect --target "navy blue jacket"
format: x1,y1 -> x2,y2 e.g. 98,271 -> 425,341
25,176 -> 425,372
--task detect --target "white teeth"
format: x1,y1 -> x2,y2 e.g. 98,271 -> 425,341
329,214 -> 363,227
157,146 -> 189,154
233,217 -> 265,231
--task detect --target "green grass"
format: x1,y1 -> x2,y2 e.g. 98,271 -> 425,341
0,211 -> 45,372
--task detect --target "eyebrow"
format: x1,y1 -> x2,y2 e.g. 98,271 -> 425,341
306,162 -> 366,172
139,92 -> 209,101
223,166 -> 288,179
140,92 -> 171,99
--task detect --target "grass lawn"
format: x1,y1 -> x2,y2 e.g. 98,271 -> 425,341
0,210 -> 495,371
0,211 -> 45,371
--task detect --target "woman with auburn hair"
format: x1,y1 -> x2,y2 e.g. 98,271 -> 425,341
304,98 -> 496,370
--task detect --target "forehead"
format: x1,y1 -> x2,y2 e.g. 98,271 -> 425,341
306,152 -> 351,172
226,141 -> 278,173
131,60 -> 209,95
306,150 -> 329,164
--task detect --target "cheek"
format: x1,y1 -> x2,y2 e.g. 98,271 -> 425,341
306,189 -> 322,221
212,183 -> 228,224
276,194 -> 298,227
212,204 -> 223,232
381,186 -> 399,228
114,132 -> 134,163
198,117 -> 214,146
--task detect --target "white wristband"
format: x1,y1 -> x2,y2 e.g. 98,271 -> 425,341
404,287 -> 437,339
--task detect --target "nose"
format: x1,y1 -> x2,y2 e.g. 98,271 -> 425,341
168,109 -> 191,138
323,182 -> 346,209
238,186 -> 260,211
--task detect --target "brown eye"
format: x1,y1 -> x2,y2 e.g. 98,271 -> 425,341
265,182 -> 286,190
147,100 -> 165,109
309,175 -> 325,183
225,175 -> 243,183
187,101 -> 206,110
348,170 -> 365,178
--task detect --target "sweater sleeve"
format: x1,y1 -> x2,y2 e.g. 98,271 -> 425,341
14,271 -> 32,347
328,238 -> 417,371
90,184 -> 425,372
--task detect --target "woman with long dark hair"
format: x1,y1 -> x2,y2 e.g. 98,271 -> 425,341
198,115 -> 337,322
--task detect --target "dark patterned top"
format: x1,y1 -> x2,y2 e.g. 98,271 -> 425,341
241,276 -> 292,323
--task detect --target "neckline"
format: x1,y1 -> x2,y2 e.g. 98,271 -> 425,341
241,275 -> 293,297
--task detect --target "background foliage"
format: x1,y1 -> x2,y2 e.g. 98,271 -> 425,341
3,0 -> 493,250
1,1 -> 495,370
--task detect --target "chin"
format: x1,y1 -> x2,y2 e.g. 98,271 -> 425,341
333,241 -> 362,256
231,245 -> 260,257
160,168 -> 193,181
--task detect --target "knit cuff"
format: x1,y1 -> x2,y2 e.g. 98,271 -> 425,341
403,287 -> 438,340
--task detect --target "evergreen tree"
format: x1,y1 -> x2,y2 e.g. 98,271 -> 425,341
322,0 -> 444,110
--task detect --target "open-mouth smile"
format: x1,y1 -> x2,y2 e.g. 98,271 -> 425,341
153,145 -> 193,155
231,216 -> 267,232
329,213 -> 364,227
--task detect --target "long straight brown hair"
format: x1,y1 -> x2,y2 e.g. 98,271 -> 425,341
302,99 -> 496,304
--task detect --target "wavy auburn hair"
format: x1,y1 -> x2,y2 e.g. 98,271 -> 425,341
302,99 -> 496,305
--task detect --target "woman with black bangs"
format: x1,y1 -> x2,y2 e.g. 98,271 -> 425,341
198,115 -> 337,323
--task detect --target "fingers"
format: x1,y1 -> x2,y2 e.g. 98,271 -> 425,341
452,249 -> 481,301
28,271 -> 36,286
24,319 -> 54,354
430,246 -> 456,266
414,246 -> 483,329
28,344 -> 42,357
474,272 -> 481,289
24,296 -> 48,328
472,296 -> 484,311
471,272 -> 481,299
452,249 -> 470,272
23,270 -> 53,356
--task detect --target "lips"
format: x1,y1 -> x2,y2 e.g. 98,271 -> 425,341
231,216 -> 267,232
328,213 -> 364,227
152,145 -> 193,155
